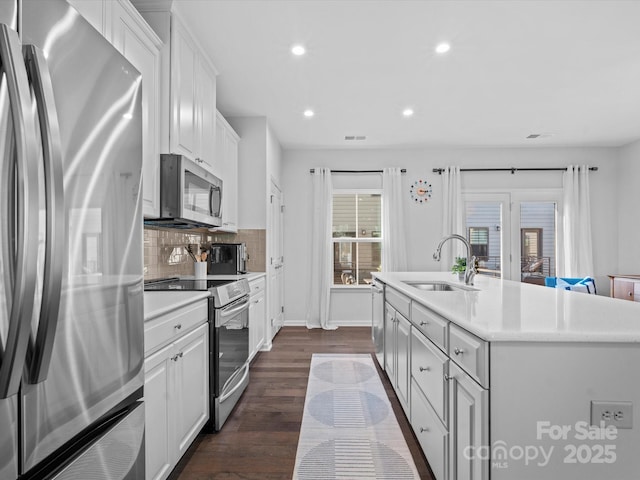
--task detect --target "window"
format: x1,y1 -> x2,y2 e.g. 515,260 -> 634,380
521,228 -> 543,258
332,191 -> 382,285
468,227 -> 489,258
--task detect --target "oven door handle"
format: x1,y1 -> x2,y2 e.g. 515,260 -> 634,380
218,297 -> 250,319
219,363 -> 249,403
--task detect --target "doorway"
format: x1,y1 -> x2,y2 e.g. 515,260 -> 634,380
464,190 -> 561,283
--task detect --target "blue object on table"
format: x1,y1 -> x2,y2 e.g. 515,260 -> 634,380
544,277 -> 597,294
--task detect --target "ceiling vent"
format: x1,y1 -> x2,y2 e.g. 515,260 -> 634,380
345,135 -> 367,141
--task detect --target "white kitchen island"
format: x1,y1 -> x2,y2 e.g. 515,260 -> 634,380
372,272 -> 640,480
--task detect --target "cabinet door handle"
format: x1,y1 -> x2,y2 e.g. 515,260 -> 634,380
420,321 -> 429,326
444,373 -> 454,381
419,366 -> 430,372
419,427 -> 429,433
454,347 -> 464,355
171,354 -> 179,362
629,292 -> 633,297
174,324 -> 182,330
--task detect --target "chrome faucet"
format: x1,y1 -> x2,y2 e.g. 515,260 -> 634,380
433,234 -> 478,285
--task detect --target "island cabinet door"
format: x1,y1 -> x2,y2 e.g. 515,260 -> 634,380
396,312 -> 411,414
384,303 -> 396,381
449,362 -> 489,480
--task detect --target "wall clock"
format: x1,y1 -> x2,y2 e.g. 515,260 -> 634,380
410,179 -> 433,204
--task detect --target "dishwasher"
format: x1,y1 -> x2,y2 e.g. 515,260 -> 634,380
371,280 -> 385,366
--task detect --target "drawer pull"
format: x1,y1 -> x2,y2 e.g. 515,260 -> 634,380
420,321 -> 429,326
454,347 -> 464,355
419,366 -> 430,372
419,427 -> 429,433
174,324 -> 182,330
444,373 -> 454,381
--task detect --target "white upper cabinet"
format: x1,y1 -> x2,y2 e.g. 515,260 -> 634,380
133,2 -> 219,174
110,0 -> 162,218
169,17 -> 197,159
212,111 -> 239,232
195,56 -> 217,174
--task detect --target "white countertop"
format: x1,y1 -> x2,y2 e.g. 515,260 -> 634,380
144,291 -> 210,321
373,272 -> 640,343
180,272 -> 266,282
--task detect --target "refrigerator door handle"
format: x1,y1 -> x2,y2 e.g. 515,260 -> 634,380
0,24 -> 41,399
23,44 -> 65,383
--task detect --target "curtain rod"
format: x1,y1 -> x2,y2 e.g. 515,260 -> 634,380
432,166 -> 598,175
309,168 -> 406,174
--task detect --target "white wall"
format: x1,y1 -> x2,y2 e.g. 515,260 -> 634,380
282,146 -> 621,325
617,139 -> 640,272
266,122 -> 283,187
228,117 -> 267,229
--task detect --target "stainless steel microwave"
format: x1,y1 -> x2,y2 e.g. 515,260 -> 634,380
144,154 -> 222,229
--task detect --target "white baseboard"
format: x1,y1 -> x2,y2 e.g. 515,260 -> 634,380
284,319 -> 372,328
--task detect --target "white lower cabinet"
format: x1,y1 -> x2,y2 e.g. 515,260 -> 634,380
144,344 -> 172,480
384,297 -> 411,415
379,284 -> 489,480
449,362 -> 489,480
144,314 -> 209,480
396,313 -> 411,412
248,276 -> 266,361
173,324 -> 209,457
384,303 -> 396,381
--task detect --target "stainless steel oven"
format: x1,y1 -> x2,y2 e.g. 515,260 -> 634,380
144,277 -> 251,432
212,294 -> 250,431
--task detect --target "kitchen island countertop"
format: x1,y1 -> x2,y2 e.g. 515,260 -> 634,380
373,271 -> 640,343
180,272 -> 266,282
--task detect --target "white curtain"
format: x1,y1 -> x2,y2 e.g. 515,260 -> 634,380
561,165 -> 594,277
382,168 -> 408,272
440,166 -> 465,270
305,168 -> 336,330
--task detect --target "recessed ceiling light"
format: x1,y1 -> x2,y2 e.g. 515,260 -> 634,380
403,108 -> 414,117
303,109 -> 314,118
435,43 -> 451,54
291,44 -> 306,56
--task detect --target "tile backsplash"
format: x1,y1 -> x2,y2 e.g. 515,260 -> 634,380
144,227 -> 266,280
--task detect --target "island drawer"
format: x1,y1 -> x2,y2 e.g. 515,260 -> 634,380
449,324 -> 489,388
411,379 -> 448,480
411,302 -> 448,352
144,299 -> 208,355
411,328 -> 449,426
386,287 -> 411,319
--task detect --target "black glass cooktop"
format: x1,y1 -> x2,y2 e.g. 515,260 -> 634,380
144,277 -> 232,291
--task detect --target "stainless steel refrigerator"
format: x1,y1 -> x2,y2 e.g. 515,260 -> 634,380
0,0 -> 144,478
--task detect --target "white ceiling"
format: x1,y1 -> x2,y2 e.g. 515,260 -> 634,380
176,0 -> 640,149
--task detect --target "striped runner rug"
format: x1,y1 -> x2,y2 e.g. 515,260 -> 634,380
293,354 -> 420,479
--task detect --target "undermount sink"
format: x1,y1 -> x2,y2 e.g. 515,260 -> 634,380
403,281 -> 477,292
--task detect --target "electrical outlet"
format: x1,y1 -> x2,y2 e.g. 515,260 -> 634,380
591,401 -> 633,429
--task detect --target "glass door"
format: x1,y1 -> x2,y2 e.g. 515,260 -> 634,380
512,191 -> 561,285
464,190 -> 561,284
464,193 -> 510,279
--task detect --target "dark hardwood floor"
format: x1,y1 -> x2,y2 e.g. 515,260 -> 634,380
169,326 -> 435,480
